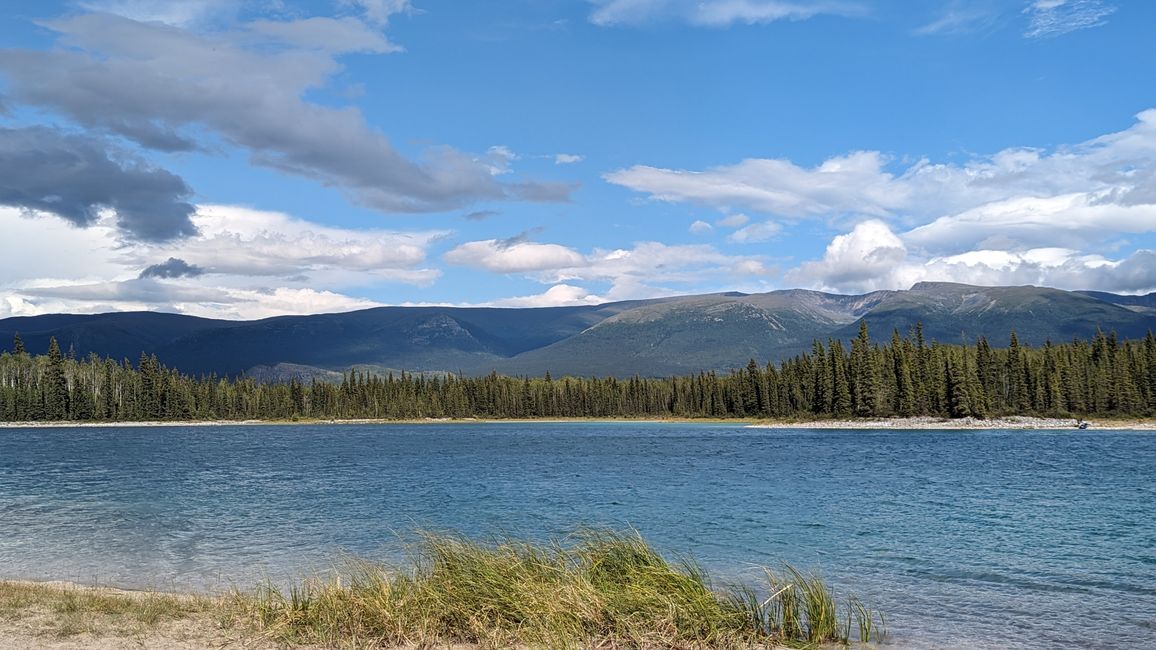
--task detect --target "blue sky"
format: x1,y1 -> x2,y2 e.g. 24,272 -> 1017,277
1,0 -> 1155,318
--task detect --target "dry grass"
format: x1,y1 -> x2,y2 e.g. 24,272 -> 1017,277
0,575 -> 217,638
1,530 -> 885,649
228,529 -> 884,648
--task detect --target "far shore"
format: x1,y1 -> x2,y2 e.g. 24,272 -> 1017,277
750,415 -> 1156,430
1,415 -> 1153,429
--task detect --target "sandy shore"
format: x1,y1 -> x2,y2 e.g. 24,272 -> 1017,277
748,415 -> 1156,430
0,579 -> 795,650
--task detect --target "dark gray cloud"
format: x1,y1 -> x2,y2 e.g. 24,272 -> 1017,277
139,257 -> 205,279
0,126 -> 197,241
464,210 -> 499,221
0,13 -> 572,214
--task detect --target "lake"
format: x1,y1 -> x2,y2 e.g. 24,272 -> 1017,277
1,423 -> 1153,649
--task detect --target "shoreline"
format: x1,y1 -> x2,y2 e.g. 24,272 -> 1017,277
749,415 -> 1156,430
1,415 -> 1153,429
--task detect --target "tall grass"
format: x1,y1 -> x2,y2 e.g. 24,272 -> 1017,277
231,529 -> 885,648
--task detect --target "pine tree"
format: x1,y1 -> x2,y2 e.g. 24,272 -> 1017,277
12,332 -> 25,355
851,321 -> 879,416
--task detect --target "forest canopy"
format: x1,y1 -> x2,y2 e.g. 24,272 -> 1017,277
2,324 -> 1154,422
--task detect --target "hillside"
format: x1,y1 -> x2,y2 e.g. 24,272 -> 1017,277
1,284 -> 1153,378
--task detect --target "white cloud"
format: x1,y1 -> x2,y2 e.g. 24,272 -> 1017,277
0,282 -> 385,320
445,235 -> 768,301
787,220 -> 909,292
689,219 -> 713,234
0,204 -> 443,319
554,153 -> 584,165
0,207 -> 127,286
77,0 -> 236,27
589,0 -> 864,27
0,12 -> 571,215
728,220 -> 782,243
732,259 -> 773,276
608,109 -> 1156,256
904,192 -> 1156,252
536,241 -> 768,301
716,213 -> 750,228
1024,0 -> 1115,38
150,205 -> 446,279
786,219 -> 1156,295
494,284 -> 605,307
443,238 -> 586,273
605,151 -> 903,218
339,0 -> 414,26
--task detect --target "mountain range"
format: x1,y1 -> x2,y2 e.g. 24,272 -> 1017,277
1,282 -> 1153,379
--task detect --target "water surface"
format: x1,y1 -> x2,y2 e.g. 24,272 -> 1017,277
1,423 -> 1153,649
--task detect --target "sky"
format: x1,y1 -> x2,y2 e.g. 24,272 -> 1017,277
1,0 -> 1155,319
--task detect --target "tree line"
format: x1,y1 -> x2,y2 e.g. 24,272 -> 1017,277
2,323 -> 1155,423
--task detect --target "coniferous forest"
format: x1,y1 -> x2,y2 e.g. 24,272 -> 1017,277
2,323 -> 1155,422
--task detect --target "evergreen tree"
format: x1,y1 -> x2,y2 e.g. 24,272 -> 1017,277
44,337 -> 69,420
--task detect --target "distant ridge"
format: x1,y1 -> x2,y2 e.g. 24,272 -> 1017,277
1,284 -> 1153,379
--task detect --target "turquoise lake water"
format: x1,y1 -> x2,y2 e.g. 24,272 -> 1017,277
1,423 -> 1153,648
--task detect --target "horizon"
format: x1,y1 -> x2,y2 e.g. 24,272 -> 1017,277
2,1 -> 1155,319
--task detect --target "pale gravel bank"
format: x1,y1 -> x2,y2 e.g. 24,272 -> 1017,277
3,415 -> 1155,429
749,415 -> 1156,430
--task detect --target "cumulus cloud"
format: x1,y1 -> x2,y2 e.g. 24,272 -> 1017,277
139,257 -> 204,279
494,284 -> 606,307
554,153 -> 584,165
1024,0 -> 1115,38
0,12 -> 571,214
787,219 -> 1156,295
444,238 -> 586,273
589,0 -> 864,27
0,204 -> 441,319
787,220 -> 910,293
0,126 -> 197,242
447,234 -> 770,301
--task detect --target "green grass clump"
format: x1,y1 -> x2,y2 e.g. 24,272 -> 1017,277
231,529 -> 885,648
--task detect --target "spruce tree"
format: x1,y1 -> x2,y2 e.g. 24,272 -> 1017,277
44,337 -> 69,420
